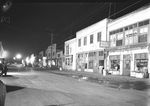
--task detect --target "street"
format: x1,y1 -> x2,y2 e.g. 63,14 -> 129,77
0,70 -> 149,106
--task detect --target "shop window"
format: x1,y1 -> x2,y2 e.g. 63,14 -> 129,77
109,55 -> 120,70
134,53 -> 148,72
89,60 -> 94,69
110,60 -> 120,70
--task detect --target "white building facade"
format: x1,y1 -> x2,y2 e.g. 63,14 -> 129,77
107,5 -> 150,78
64,38 -> 77,70
76,18 -> 109,73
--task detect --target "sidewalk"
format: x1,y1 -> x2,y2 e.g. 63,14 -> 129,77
49,70 -> 148,83
48,70 -> 150,91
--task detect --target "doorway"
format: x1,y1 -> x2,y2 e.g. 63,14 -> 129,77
123,55 -> 131,76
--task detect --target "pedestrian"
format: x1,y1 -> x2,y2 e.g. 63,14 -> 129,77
0,80 -> 6,106
0,59 -> 8,76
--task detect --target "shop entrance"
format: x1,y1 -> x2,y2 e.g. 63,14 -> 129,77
123,54 -> 131,76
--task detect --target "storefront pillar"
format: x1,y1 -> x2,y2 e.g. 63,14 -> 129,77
130,54 -> 134,72
120,54 -> 123,75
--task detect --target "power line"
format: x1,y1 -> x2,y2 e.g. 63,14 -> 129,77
108,0 -> 144,18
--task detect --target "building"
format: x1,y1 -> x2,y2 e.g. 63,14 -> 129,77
64,38 -> 77,71
38,51 -> 45,67
56,50 -> 64,68
45,44 -> 57,67
76,18 -> 109,73
107,4 -> 150,78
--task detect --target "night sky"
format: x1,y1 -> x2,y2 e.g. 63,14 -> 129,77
0,0 -> 150,58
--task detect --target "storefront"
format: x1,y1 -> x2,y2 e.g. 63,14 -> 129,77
109,55 -> 120,75
134,53 -> 148,72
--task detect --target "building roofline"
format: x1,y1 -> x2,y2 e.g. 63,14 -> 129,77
109,3 -> 150,23
76,18 -> 108,34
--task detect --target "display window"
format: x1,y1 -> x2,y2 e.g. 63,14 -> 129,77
109,55 -> 120,71
134,53 -> 148,72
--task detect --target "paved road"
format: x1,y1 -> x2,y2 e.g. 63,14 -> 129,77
0,70 -> 149,106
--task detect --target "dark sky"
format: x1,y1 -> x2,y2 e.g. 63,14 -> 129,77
0,0 -> 149,58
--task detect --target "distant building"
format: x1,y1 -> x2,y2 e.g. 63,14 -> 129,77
45,44 -> 57,67
76,18 -> 109,73
38,51 -> 44,67
107,4 -> 150,78
56,50 -> 64,68
64,38 -> 77,71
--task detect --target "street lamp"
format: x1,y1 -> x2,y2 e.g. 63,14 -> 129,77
16,54 -> 22,59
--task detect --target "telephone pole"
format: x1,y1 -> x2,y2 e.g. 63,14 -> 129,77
50,32 -> 53,62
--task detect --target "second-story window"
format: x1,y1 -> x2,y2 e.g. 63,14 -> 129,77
78,39 -> 81,47
66,45 -> 69,55
84,37 -> 87,45
116,33 -> 123,46
90,34 -> 93,44
138,26 -> 148,43
97,32 -> 101,42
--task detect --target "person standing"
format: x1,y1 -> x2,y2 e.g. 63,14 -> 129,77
0,80 -> 6,106
0,59 -> 8,76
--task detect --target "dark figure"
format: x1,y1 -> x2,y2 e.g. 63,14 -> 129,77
0,59 -> 8,76
0,80 -> 6,106
117,64 -> 120,71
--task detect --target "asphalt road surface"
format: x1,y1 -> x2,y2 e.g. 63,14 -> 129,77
0,70 -> 149,106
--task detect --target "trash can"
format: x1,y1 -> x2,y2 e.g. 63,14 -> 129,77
0,80 -> 6,106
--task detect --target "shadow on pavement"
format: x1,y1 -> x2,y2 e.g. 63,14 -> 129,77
6,85 -> 25,93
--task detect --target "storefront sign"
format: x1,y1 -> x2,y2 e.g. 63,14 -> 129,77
109,55 -> 120,60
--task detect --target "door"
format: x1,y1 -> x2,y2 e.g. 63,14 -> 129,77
123,55 -> 131,76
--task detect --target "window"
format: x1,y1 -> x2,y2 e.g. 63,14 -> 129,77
125,26 -> 128,31
99,51 -> 104,56
116,40 -> 122,46
138,34 -> 147,43
138,20 -> 149,27
110,34 -> 116,47
90,34 -> 93,44
89,60 -> 94,69
116,33 -> 123,46
97,32 -> 101,42
78,39 -> 81,47
66,45 -> 69,55
84,37 -> 87,45
138,26 -> 148,43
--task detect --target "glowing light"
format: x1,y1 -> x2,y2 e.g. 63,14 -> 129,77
16,54 -> 22,59
30,54 -> 35,65
25,57 -> 30,65
3,50 -> 8,58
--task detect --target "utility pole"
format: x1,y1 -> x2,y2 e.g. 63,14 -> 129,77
50,32 -> 53,64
